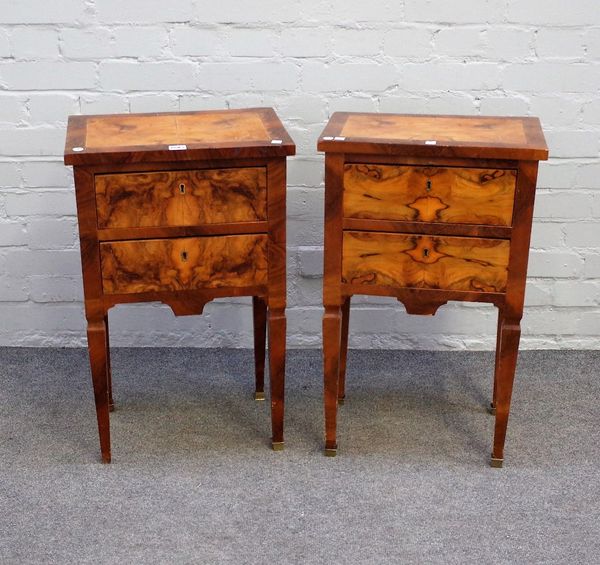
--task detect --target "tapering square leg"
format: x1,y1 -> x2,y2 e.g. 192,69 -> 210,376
87,318 -> 111,463
490,306 -> 504,416
104,313 -> 114,412
268,309 -> 286,450
338,297 -> 351,404
323,305 -> 342,456
252,296 -> 267,401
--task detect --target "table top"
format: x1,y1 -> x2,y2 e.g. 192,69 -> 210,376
64,107 -> 295,166
318,112 -> 548,161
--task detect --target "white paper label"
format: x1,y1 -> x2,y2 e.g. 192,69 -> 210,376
322,136 -> 334,141
271,139 -> 283,145
334,136 -> 346,141
72,146 -> 84,152
425,140 -> 437,145
168,144 -> 187,150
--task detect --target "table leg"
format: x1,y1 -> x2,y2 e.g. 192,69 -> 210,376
490,306 -> 503,416
491,317 -> 521,468
87,318 -> 111,463
338,297 -> 351,404
268,308 -> 286,450
252,296 -> 267,401
104,313 -> 114,412
323,305 -> 342,456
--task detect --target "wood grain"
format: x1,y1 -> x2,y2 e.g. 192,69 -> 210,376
344,164 -> 516,226
342,231 -> 510,293
96,167 -> 267,228
101,235 -> 268,294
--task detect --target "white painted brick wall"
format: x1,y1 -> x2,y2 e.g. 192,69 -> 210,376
0,1 -> 599,349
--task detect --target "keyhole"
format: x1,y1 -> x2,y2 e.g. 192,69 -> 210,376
426,180 -> 432,192
181,250 -> 188,262
423,248 -> 429,258
179,183 -> 185,194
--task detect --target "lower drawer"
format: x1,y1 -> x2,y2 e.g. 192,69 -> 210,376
101,234 -> 268,294
342,231 -> 510,293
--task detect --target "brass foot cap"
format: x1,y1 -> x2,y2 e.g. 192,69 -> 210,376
254,391 -> 266,401
488,403 -> 496,415
101,455 -> 111,464
271,442 -> 284,451
490,457 -> 503,468
324,447 -> 338,457
338,398 -> 345,405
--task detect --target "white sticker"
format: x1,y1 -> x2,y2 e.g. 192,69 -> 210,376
271,139 -> 283,145
322,136 -> 334,141
72,146 -> 84,152
334,136 -> 346,141
168,144 -> 187,150
425,140 -> 437,145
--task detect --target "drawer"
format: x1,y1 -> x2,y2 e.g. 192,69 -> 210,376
95,167 -> 267,229
342,231 -> 509,293
344,164 -> 516,226
100,234 -> 268,294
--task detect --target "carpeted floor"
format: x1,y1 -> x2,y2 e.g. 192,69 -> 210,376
0,348 -> 598,564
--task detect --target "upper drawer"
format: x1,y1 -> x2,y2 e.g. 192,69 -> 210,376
95,167 -> 267,229
344,164 -> 517,226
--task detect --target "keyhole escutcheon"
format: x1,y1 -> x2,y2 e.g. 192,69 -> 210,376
423,248 -> 430,258
179,183 -> 186,194
426,180 -> 432,192
181,250 -> 188,262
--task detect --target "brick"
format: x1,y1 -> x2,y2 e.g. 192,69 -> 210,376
0,222 -> 27,246
537,161 -> 575,190
22,162 -> 71,188
0,0 -> 87,24
0,162 -> 21,187
536,29 -> 585,60
529,96 -> 581,128
585,28 -> 600,60
0,127 -> 65,157
0,29 -> 9,56
426,94 -> 477,115
178,95 -> 227,112
276,95 -> 328,124
384,28 -> 433,59
30,276 -> 82,303
528,251 -> 583,278
434,28 -> 485,58
11,28 -> 59,60
129,95 -> 179,113
479,96 -> 529,116
303,62 -> 398,92
502,63 -> 600,92
80,94 -> 129,115
564,223 -> 600,247
333,30 -> 382,56
4,249 -> 81,277
170,27 -> 221,57
553,281 -> 600,307
524,281 -> 552,307
279,28 -> 331,58
27,218 -> 77,250
199,62 -> 298,91
522,309 -> 578,335
228,29 -> 277,57
288,160 -> 323,188
193,1 -> 301,23
544,131 -> 599,159
27,94 -> 79,124
60,28 -> 114,59
297,247 -> 323,278
535,192 -> 594,220
403,63 -> 499,91
486,28 -> 533,61
582,99 -> 600,125
584,254 -> 600,278
97,0 -> 194,23
507,0 -> 598,25
0,95 -> 27,124
529,222 -> 563,248
0,276 -> 29,302
329,1 -> 404,21
576,163 -> 600,189
5,191 -> 76,216
328,96 -> 378,114
0,304 -> 84,332
405,0 -> 506,23
576,311 -> 600,336
0,62 -> 97,90
113,26 -> 168,57
100,61 -> 197,91
379,96 -> 428,114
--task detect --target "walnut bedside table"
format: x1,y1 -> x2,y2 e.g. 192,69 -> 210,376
65,108 -> 295,462
318,112 -> 548,466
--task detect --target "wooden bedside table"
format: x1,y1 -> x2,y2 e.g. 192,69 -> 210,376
318,112 -> 548,466
65,108 -> 295,463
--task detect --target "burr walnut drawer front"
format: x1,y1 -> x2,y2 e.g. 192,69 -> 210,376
95,167 -> 267,229
342,231 -> 510,293
344,164 -> 517,226
100,234 -> 268,294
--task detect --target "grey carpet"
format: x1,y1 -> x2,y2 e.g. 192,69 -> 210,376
0,348 -> 598,564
